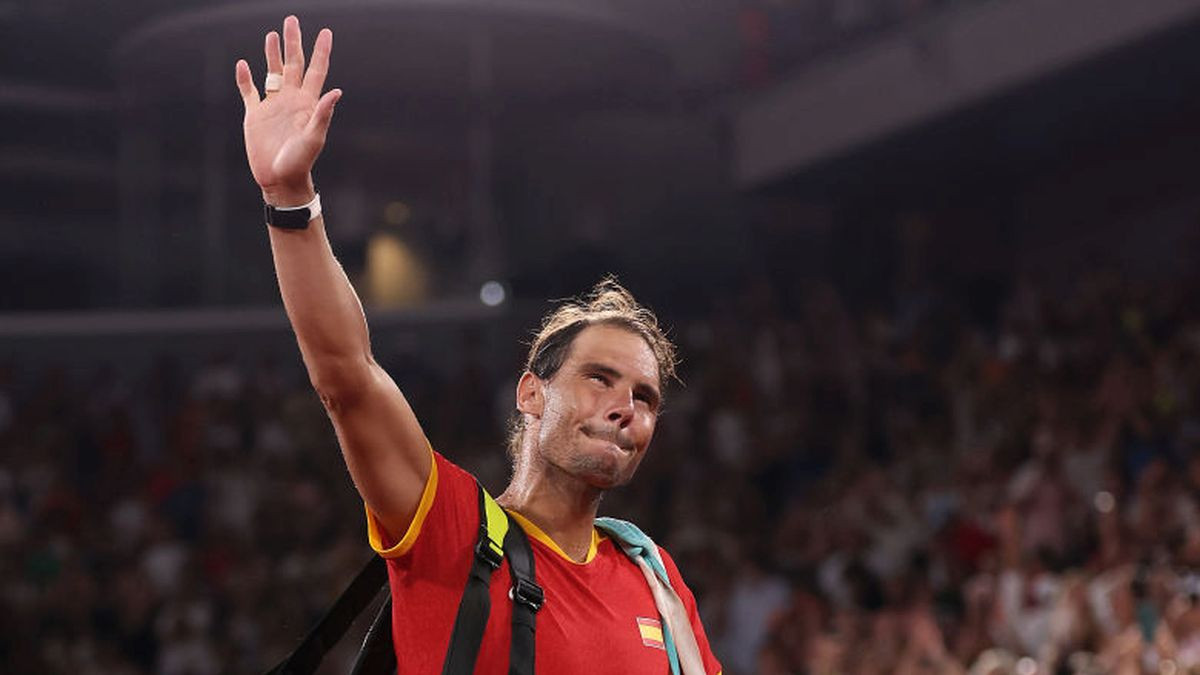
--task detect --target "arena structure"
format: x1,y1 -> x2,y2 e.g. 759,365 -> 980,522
3,0 -> 1200,673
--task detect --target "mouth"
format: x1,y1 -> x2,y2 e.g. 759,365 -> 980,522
582,427 -> 634,453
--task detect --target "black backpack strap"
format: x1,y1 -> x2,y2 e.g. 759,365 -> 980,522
265,555 -> 389,675
441,483 -> 509,675
265,484 -> 542,675
350,595 -> 396,675
503,521 -> 543,675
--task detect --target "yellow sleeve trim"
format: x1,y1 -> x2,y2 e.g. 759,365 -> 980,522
365,446 -> 438,559
504,509 -> 603,565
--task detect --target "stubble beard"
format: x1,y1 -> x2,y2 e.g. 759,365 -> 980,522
542,426 -> 632,491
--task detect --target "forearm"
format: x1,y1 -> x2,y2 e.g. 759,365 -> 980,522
238,19 -> 433,530
267,212 -> 373,391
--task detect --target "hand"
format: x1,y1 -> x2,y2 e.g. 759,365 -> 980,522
907,610 -> 946,657
235,15 -> 341,206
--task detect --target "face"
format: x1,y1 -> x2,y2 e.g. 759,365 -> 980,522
518,324 -> 662,490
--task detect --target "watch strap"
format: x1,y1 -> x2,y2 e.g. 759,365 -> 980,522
265,193 -> 322,230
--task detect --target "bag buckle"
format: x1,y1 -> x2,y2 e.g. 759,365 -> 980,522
510,578 -> 545,612
475,539 -> 504,570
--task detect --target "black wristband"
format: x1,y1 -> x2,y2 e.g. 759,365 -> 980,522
265,193 -> 321,230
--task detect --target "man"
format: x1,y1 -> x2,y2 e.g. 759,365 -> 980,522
235,16 -> 723,673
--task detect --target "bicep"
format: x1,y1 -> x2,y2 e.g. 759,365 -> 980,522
324,362 -> 431,542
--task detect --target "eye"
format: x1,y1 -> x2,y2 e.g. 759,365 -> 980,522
587,373 -> 610,385
633,390 -> 660,412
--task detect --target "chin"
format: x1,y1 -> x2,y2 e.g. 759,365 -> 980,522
538,432 -> 640,489
568,454 -> 633,490
584,472 -> 628,491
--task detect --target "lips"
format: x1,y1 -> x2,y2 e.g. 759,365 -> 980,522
582,426 -> 634,452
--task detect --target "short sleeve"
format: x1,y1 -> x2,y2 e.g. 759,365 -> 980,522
364,445 -> 439,558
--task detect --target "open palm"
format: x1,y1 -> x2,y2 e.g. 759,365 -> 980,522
235,16 -> 341,204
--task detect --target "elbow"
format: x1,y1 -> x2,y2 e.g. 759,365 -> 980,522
308,355 -> 376,411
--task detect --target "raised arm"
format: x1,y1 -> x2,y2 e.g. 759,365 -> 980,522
235,15 -> 429,541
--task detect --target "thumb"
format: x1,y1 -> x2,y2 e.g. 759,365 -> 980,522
305,88 -> 342,142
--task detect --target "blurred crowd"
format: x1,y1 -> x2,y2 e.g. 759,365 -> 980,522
0,350 -> 374,674
2,268 -> 1200,674
650,271 -> 1200,675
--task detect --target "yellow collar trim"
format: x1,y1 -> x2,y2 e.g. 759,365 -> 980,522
504,509 -> 603,565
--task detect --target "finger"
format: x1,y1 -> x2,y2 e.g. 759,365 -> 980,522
304,88 -> 342,143
302,28 -> 333,97
283,15 -> 305,87
265,30 -> 283,80
234,59 -> 260,109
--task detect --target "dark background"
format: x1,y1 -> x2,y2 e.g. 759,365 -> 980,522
4,0 -> 1200,673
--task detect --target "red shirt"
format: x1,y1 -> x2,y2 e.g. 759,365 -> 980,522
366,450 -> 724,674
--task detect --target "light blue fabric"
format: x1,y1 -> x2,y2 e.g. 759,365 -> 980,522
594,517 -> 680,675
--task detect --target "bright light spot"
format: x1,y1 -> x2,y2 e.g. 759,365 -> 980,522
1016,657 -> 1037,675
480,281 -> 506,307
366,232 -> 427,308
1094,491 -> 1115,514
384,201 -> 411,226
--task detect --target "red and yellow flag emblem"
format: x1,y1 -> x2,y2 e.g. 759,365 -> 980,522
637,617 -> 665,650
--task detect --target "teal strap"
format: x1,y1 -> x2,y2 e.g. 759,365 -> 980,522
595,517 -> 680,675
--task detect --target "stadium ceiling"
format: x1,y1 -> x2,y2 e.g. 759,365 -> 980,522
0,0 -> 735,310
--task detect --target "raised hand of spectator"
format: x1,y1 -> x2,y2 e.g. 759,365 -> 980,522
896,608 -> 965,675
234,15 -> 341,207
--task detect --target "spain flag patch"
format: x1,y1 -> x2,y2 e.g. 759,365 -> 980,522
637,617 -> 665,650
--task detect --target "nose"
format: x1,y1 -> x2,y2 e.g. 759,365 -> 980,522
606,388 -> 635,427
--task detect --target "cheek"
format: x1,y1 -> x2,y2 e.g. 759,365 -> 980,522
538,390 -> 579,436
560,386 -> 605,422
635,416 -> 657,445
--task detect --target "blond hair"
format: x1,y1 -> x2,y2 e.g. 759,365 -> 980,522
508,277 -> 678,458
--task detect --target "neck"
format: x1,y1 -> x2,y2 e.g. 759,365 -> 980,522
497,447 -> 603,563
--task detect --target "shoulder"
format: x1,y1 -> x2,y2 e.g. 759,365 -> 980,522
431,451 -> 479,493
367,450 -> 481,558
424,451 -> 483,525
657,545 -> 689,590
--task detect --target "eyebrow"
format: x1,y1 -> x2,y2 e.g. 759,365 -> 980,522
580,361 -> 661,408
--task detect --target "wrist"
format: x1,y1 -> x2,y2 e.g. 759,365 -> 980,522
265,193 -> 322,230
262,178 -> 316,208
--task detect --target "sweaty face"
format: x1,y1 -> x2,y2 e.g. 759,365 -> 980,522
526,324 -> 662,490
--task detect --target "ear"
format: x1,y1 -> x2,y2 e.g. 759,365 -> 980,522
516,371 -> 545,418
